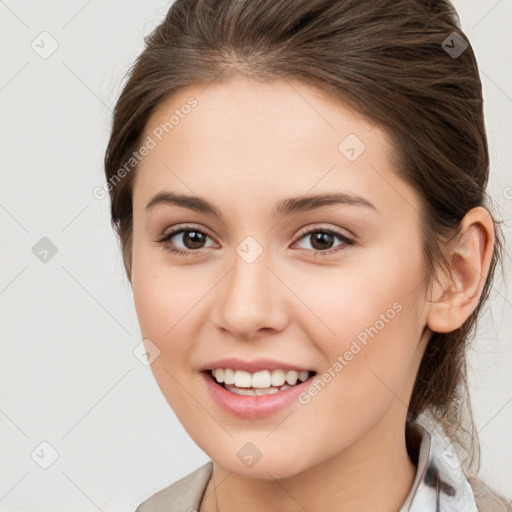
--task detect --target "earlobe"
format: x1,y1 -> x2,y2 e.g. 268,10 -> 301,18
426,206 -> 495,334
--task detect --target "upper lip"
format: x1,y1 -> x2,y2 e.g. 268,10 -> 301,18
200,357 -> 314,373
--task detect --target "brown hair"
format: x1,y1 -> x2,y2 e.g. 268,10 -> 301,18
104,0 -> 510,508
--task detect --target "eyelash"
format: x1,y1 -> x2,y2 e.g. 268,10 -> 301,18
156,224 -> 355,258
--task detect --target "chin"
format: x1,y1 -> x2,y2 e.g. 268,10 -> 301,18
210,450 -> 311,481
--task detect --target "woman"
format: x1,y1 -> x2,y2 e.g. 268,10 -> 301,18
103,0 -> 512,510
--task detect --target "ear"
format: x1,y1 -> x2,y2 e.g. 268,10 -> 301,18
426,206 -> 495,333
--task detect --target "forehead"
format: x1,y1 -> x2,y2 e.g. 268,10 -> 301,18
141,76 -> 381,152
133,76 -> 418,218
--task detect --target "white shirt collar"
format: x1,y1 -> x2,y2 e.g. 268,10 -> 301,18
399,422 -> 478,511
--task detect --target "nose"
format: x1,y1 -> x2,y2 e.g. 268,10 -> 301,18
213,248 -> 289,339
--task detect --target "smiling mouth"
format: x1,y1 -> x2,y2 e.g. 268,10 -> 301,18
204,369 -> 317,396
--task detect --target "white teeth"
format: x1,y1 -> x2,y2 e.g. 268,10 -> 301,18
252,370 -> 271,388
235,370 -> 253,387
211,368 -> 312,389
223,368 -> 235,385
228,387 -> 281,396
270,369 -> 286,386
285,370 -> 299,385
298,370 -> 309,382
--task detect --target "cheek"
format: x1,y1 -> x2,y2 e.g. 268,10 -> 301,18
132,273 -> 204,382
131,235 -> 202,337
262,286 -> 423,477
131,252 -> 193,390
294,259 -> 420,340
131,264 -> 202,417
294,245 -> 425,393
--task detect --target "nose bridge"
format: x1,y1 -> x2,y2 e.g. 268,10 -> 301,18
214,241 -> 287,337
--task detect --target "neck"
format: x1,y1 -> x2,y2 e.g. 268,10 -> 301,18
200,411 -> 417,512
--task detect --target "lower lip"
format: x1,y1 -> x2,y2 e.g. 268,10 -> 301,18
201,371 -> 315,419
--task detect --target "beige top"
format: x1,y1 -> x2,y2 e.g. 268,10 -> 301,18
135,422 -> 479,512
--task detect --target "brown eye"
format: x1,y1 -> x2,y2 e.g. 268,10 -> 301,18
176,230 -> 207,249
157,226 -> 216,256
294,227 -> 354,255
309,231 -> 335,251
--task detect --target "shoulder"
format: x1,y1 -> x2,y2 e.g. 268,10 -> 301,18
468,476 -> 512,512
135,461 -> 213,512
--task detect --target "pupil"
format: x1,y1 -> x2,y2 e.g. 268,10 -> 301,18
185,231 -> 205,249
311,232 -> 333,250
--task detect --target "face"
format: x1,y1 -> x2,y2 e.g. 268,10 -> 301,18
130,76 -> 432,479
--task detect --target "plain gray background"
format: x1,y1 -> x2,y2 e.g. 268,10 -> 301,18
1,1 -> 511,510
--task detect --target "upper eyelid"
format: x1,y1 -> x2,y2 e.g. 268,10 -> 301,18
160,224 -> 216,242
295,223 -> 354,239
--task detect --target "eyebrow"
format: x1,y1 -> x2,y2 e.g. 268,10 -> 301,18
145,190 -> 378,217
